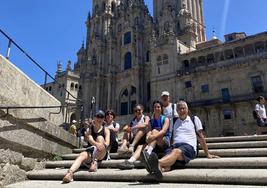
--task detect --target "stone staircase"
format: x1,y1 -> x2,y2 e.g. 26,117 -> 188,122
6,135 -> 267,187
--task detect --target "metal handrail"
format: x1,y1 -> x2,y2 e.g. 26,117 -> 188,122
0,104 -> 80,116
0,28 -> 82,104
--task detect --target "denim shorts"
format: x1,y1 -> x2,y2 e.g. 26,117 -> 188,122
165,142 -> 196,164
257,118 -> 267,127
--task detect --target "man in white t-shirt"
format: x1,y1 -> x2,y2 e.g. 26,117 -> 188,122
255,96 -> 267,135
160,91 -> 178,144
142,101 -> 219,179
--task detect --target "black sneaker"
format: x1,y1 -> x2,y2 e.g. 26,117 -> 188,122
117,160 -> 135,170
140,150 -> 152,173
148,152 -> 163,180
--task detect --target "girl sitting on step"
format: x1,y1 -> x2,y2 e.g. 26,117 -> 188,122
63,110 -> 110,183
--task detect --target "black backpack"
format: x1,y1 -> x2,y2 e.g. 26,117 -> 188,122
252,110 -> 258,119
190,116 -> 200,157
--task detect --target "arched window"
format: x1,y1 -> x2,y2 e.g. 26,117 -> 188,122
146,51 -> 150,62
198,56 -> 206,64
157,56 -> 162,64
234,47 -> 244,58
207,54 -> 215,63
190,58 -> 197,67
122,89 -> 128,96
70,83 -> 74,90
134,17 -> 139,25
124,31 -> 131,45
163,54 -> 168,64
111,1 -> 116,12
102,2 -> 106,12
75,84 -> 78,89
183,60 -> 189,68
117,24 -> 122,32
94,4 -> 99,14
124,52 -> 132,70
120,89 -> 129,115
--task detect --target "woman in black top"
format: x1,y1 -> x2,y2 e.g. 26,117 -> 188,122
63,110 -> 110,183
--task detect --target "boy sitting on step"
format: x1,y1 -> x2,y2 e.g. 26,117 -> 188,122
62,110 -> 110,183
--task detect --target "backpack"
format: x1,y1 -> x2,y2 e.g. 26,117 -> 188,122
252,110 -> 258,119
171,103 -> 178,122
190,116 -> 200,157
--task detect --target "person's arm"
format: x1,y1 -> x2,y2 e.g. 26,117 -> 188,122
122,124 -> 131,133
109,123 -> 120,133
86,127 -> 105,151
104,127 -> 110,148
197,130 -> 219,159
135,116 -> 150,129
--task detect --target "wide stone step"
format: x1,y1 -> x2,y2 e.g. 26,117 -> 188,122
200,148 -> 267,157
205,135 -> 267,143
45,157 -> 267,169
66,148 -> 267,160
73,139 -> 267,154
202,140 -> 267,149
6,180 -> 266,188
27,168 -> 267,185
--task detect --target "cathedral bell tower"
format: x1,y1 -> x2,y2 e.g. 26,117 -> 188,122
153,0 -> 206,46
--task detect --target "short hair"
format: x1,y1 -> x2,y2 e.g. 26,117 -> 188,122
177,100 -> 188,109
257,96 -> 265,102
105,109 -> 116,119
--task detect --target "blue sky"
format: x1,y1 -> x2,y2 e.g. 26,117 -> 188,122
0,0 -> 267,84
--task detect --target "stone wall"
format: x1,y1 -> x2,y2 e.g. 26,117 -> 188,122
0,55 -> 79,158
0,149 -> 46,187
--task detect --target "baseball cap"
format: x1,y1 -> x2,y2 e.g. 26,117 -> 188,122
161,91 -> 170,97
95,110 -> 105,118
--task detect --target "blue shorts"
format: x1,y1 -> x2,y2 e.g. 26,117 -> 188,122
165,142 -> 196,164
256,118 -> 267,127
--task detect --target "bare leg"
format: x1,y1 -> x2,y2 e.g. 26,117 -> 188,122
159,149 -> 184,169
69,151 -> 90,172
95,136 -> 107,160
131,130 -> 145,147
120,132 -> 131,149
132,145 -> 143,160
63,151 -> 90,183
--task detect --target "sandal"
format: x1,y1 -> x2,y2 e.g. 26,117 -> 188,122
62,169 -> 74,183
89,160 -> 98,172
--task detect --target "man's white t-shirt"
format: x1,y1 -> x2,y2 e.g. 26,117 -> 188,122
255,104 -> 267,119
173,116 -> 203,151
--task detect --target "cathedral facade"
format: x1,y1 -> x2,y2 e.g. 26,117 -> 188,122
45,0 -> 267,136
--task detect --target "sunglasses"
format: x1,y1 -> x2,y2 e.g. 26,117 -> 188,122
96,115 -> 104,119
134,109 -> 141,113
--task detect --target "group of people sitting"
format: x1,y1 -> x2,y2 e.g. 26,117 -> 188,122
62,91 -> 219,183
